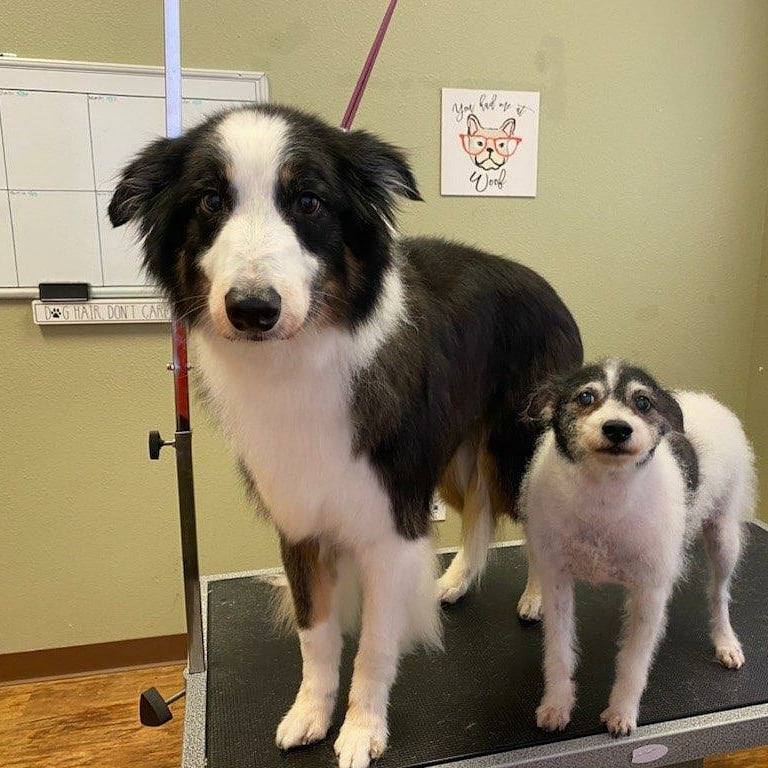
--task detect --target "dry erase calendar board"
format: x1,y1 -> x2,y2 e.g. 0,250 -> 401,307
0,58 -> 268,297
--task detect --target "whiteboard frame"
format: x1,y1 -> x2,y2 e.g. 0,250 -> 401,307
0,56 -> 269,299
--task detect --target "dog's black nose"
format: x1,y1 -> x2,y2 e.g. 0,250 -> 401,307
602,420 -> 633,444
225,287 -> 282,332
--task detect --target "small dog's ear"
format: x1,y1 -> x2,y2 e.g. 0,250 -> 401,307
522,382 -> 558,424
656,389 -> 684,433
339,129 -> 422,221
108,136 -> 185,228
500,117 -> 516,136
467,114 -> 481,135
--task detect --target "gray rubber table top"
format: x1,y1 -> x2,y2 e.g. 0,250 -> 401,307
206,523 -> 768,767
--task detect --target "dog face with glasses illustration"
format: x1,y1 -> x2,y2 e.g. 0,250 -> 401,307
459,113 -> 521,170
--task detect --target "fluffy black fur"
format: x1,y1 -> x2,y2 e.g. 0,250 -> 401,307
667,431 -> 700,497
354,238 -> 583,537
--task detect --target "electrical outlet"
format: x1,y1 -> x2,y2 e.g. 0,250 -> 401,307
430,496 -> 447,522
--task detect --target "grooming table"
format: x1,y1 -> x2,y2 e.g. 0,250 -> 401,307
182,521 -> 768,768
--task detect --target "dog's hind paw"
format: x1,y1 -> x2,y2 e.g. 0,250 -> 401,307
716,643 -> 745,669
437,571 -> 470,604
517,590 -> 542,622
334,710 -> 388,768
600,706 -> 637,737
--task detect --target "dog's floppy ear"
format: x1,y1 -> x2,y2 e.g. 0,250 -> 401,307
108,136 -> 185,228
338,129 -> 422,222
522,380 -> 559,424
655,389 -> 684,433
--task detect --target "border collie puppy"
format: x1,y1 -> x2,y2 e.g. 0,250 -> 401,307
520,360 -> 755,737
108,104 -> 582,768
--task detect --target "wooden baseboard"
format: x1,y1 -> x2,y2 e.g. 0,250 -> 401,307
0,634 -> 187,685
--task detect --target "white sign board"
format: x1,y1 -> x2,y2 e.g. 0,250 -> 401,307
441,88 -> 540,198
32,298 -> 171,325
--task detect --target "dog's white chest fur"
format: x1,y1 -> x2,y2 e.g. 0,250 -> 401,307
192,325 -> 394,545
524,433 -> 688,586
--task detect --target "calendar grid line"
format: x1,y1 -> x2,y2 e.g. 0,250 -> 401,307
85,92 -> 107,287
0,106 -> 20,287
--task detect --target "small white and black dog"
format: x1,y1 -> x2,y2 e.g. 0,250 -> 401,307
108,104 -> 582,767
519,360 -> 755,737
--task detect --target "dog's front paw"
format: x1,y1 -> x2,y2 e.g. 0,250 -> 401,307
536,702 -> 571,732
276,694 -> 334,750
437,569 -> 470,605
716,642 -> 745,669
536,689 -> 574,732
600,705 -> 637,737
517,590 -> 542,622
334,709 -> 388,768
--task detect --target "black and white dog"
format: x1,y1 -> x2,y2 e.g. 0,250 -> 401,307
520,360 -> 755,737
109,104 -> 582,767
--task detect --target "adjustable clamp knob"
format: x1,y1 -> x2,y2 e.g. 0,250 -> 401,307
139,686 -> 185,726
148,430 -> 175,460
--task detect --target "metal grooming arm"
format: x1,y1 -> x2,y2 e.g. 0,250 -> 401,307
138,0 -> 205,728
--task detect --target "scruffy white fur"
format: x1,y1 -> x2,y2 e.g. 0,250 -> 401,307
522,373 -> 755,736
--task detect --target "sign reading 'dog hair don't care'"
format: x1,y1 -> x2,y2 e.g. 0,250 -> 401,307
32,298 -> 171,325
441,88 -> 540,198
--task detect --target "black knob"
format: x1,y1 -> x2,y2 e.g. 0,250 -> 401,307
149,430 -> 165,460
139,687 -> 174,726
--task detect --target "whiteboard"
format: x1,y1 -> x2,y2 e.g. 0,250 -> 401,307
0,58 -> 268,297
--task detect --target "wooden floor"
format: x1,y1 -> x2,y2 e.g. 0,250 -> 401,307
1,664 -> 766,767
3,665 -> 186,768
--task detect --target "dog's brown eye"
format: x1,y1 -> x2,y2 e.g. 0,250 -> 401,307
577,390 -> 594,406
200,191 -> 223,214
635,394 -> 652,413
297,193 -> 321,216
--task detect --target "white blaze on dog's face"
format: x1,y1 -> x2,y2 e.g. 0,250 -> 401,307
106,105 -> 421,342
530,360 -> 685,470
201,111 -> 318,339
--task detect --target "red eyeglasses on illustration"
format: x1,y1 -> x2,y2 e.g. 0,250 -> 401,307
459,133 -> 522,158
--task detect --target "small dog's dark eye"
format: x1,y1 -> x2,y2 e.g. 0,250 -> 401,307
577,390 -> 595,406
635,394 -> 652,412
200,191 -> 223,214
297,193 -> 321,216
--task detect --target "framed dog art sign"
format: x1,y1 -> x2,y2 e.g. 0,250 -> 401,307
441,88 -> 540,197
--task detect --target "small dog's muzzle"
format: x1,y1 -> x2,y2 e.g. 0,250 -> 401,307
602,420 -> 633,445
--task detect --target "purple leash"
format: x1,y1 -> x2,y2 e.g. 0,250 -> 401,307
340,0 -> 400,130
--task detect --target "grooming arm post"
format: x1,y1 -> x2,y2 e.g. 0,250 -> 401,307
164,0 -> 205,677
138,0 -> 204,727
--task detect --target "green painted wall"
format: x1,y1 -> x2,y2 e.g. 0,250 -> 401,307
2,1 -> 767,654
